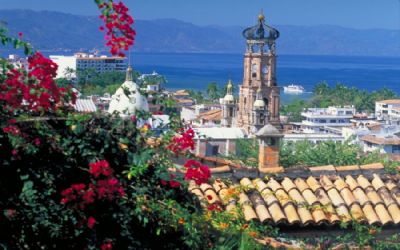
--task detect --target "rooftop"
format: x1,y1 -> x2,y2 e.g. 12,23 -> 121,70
197,109 -> 222,122
186,159 -> 400,229
194,127 -> 246,140
361,134 -> 400,145
376,99 -> 400,105
190,172 -> 400,227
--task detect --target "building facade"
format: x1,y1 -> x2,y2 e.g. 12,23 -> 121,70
375,99 -> 400,122
50,53 -> 127,79
294,106 -> 356,134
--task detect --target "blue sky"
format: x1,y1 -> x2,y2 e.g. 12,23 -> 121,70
0,0 -> 399,29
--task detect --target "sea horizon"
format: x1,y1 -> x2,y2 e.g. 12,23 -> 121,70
129,52 -> 400,103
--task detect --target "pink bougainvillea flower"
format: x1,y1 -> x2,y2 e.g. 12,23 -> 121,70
87,216 -> 96,229
167,127 -> 195,155
89,160 -> 113,178
183,160 -> 210,185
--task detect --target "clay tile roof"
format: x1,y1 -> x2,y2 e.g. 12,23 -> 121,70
174,89 -> 190,96
361,135 -> 400,145
376,99 -> 400,104
197,109 -> 222,121
190,174 -> 400,227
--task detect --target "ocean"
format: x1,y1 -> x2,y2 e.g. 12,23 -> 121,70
130,53 -> 400,104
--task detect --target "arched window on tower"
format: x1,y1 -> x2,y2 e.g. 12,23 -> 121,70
251,64 -> 257,78
262,65 -> 268,79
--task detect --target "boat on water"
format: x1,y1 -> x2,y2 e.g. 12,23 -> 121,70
283,84 -> 304,94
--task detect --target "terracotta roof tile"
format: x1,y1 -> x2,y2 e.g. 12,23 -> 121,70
345,175 -> 361,191
360,163 -> 384,170
374,204 -> 393,225
306,176 -> 322,192
309,165 -> 336,172
349,204 -> 365,222
371,174 -> 386,190
239,193 -> 258,221
336,165 -> 360,172
190,174 -> 400,227
362,204 -> 380,225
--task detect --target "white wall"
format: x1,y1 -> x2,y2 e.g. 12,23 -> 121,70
49,55 -> 76,79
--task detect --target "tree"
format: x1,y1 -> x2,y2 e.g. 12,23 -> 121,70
64,66 -> 76,81
313,81 -> 330,96
206,82 -> 220,101
188,90 -> 205,104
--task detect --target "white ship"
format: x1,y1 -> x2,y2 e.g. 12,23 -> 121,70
283,84 -> 304,94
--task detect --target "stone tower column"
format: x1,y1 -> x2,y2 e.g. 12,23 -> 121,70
256,124 -> 284,174
236,13 -> 281,133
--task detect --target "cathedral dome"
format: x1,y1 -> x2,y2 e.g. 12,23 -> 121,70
242,13 -> 279,42
253,87 -> 265,108
108,66 -> 149,116
253,99 -> 265,108
223,79 -> 235,103
224,94 -> 234,102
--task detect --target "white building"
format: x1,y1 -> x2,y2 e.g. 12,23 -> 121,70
360,125 -> 400,154
49,53 -> 127,79
194,127 -> 247,156
389,107 -> 400,125
180,104 -> 221,125
294,106 -> 356,134
108,66 -> 148,116
283,133 -> 345,143
49,55 -> 77,79
375,99 -> 400,122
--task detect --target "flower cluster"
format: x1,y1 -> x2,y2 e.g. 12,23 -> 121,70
2,125 -> 20,136
89,160 -> 113,178
167,128 -> 195,155
0,52 -> 75,113
183,159 -> 210,185
61,160 -> 124,210
97,1 -> 135,56
160,174 -> 181,188
101,240 -> 113,250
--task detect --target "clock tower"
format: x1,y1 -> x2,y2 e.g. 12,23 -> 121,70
236,13 -> 280,133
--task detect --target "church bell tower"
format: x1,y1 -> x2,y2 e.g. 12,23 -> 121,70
236,12 -> 280,133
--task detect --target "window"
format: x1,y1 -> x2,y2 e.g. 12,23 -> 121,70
330,120 -> 337,123
346,111 -> 353,115
251,64 -> 257,78
393,145 -> 400,153
229,107 -> 233,117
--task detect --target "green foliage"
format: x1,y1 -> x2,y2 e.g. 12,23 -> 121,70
281,82 -> 398,122
76,69 -> 140,96
280,98 -> 309,122
207,82 -> 225,101
280,140 -> 361,167
311,82 -> 398,113
188,89 -> 206,104
222,139 -> 259,167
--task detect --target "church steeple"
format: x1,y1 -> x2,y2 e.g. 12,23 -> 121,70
221,79 -> 236,127
236,12 -> 281,132
125,65 -> 133,82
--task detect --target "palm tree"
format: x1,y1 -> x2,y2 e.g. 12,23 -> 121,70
313,81 -> 329,96
207,82 -> 219,100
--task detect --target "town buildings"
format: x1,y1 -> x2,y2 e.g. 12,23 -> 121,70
375,99 -> 400,122
49,53 -> 127,79
360,125 -> 400,154
292,106 -> 356,134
